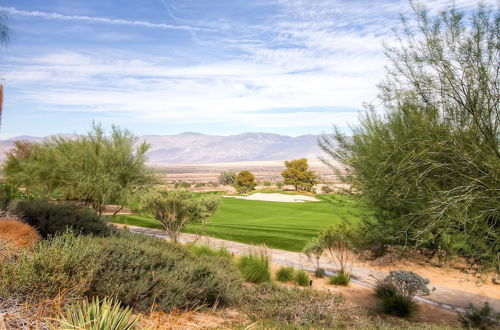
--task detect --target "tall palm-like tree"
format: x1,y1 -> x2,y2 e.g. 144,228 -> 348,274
0,12 -> 10,132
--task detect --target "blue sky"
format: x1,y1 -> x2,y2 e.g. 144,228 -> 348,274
0,0 -> 486,137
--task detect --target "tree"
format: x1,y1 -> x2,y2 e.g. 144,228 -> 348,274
140,188 -> 220,242
3,124 -> 154,214
303,223 -> 357,278
235,170 -> 256,193
218,171 -> 236,186
319,3 -> 499,272
281,158 -> 318,191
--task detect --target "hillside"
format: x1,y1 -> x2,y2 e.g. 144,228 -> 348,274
0,132 -> 324,164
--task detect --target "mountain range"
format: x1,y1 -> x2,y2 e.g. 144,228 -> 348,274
0,132 -> 325,164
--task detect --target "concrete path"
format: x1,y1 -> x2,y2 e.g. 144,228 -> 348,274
114,223 -> 500,315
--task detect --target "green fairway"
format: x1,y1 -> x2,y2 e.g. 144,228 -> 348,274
111,194 -> 370,252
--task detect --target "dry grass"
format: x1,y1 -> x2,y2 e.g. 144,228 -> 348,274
0,215 -> 40,248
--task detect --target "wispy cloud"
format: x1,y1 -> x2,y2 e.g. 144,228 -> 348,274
0,6 -> 208,31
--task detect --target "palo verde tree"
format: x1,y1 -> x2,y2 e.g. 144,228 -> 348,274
281,158 -> 319,191
218,171 -> 236,186
3,123 -> 154,214
140,188 -> 220,243
319,2 -> 499,272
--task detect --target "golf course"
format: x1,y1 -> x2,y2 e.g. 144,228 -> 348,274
112,193 -> 370,251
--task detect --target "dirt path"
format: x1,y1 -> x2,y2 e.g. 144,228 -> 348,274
113,223 -> 500,315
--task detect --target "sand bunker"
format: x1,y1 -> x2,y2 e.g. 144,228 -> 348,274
226,192 -> 320,203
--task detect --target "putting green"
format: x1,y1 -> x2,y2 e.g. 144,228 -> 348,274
112,194 -> 370,252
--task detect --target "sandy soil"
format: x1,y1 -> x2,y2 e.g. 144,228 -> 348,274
364,259 -> 500,300
269,263 -> 461,328
149,159 -> 340,184
226,192 -> 320,203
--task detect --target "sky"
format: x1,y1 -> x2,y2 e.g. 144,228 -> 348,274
0,0 -> 489,138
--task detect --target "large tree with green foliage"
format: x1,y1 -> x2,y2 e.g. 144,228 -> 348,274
319,3 -> 499,272
281,158 -> 319,191
3,124 -> 153,214
140,188 -> 220,242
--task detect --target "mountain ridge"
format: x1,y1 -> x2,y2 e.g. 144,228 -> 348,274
0,132 -> 324,164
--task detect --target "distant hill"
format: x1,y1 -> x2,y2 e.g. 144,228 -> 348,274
0,132 -> 324,164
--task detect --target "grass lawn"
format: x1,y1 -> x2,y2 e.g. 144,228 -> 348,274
111,194 -> 370,252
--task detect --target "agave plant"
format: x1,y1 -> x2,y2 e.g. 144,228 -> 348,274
56,296 -> 140,330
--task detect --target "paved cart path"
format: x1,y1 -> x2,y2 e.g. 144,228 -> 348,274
114,223 -> 500,315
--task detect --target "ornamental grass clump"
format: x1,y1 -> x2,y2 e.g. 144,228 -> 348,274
237,247 -> 271,283
375,270 -> 430,317
293,269 -> 310,287
186,243 -> 233,259
275,266 -> 294,282
329,271 -> 350,286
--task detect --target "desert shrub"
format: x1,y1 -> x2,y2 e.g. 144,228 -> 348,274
194,183 -> 206,188
0,231 -> 101,302
329,271 -> 350,286
218,171 -> 236,186
263,180 -> 272,187
237,248 -> 271,283
275,181 -> 285,189
314,268 -> 326,278
459,302 -> 500,330
89,232 -> 242,312
275,266 -> 294,282
185,243 -> 233,259
57,297 -> 140,330
174,181 -> 191,189
11,200 -> 111,238
241,283 -> 363,328
235,171 -> 257,193
294,269 -> 310,286
0,215 -> 40,248
321,185 -> 334,193
375,270 -> 430,317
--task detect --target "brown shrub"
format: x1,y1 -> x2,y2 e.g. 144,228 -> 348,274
0,215 -> 40,248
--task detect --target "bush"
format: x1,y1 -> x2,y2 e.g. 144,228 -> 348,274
241,283 -> 360,328
294,269 -> 310,286
237,248 -> 271,283
263,181 -> 272,187
275,266 -> 294,282
314,268 -> 326,278
374,270 -> 430,317
329,271 -> 350,286
174,181 -> 191,189
11,200 -> 111,238
89,232 -> 242,312
0,231 -> 101,302
276,181 -> 284,189
0,215 -> 40,248
235,171 -> 257,193
218,171 -> 236,186
194,183 -> 206,188
186,243 -> 233,259
459,302 -> 500,330
0,183 -> 34,211
57,297 -> 140,330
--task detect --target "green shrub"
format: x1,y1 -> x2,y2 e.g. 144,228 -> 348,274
56,296 -> 140,330
374,270 -> 430,317
237,249 -> 271,283
174,181 -> 191,189
380,294 -> 415,318
275,266 -> 294,282
459,302 -> 500,330
329,271 -> 350,286
11,200 -> 111,238
294,269 -> 310,286
263,181 -> 272,187
194,183 -> 206,188
186,243 -> 233,259
314,268 -> 326,278
0,231 -> 100,301
241,283 -> 358,328
90,232 -> 242,312
0,183 -> 34,211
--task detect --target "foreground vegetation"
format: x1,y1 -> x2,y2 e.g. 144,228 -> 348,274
113,193 -> 369,251
320,2 -> 499,273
